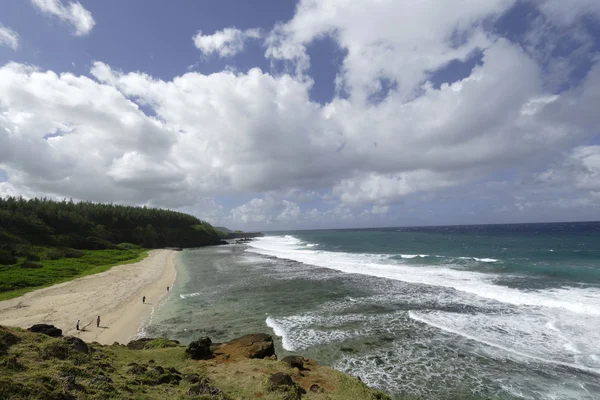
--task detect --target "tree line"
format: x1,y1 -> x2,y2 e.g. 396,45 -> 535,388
0,197 -> 222,264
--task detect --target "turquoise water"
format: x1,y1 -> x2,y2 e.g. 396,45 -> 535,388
146,222 -> 600,399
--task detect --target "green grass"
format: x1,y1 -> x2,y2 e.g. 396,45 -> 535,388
0,325 -> 394,400
0,247 -> 148,301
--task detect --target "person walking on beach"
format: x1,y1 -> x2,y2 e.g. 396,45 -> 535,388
166,286 -> 170,293
76,319 -> 80,331
142,296 -> 146,304
96,316 -> 100,328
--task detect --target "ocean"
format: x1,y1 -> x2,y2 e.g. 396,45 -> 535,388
144,222 -> 600,399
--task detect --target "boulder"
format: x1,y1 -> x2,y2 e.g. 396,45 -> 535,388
0,328 -> 19,355
218,333 -> 274,359
281,355 -> 305,370
183,374 -> 197,383
27,324 -> 62,337
127,363 -> 147,375
265,372 -> 305,400
185,337 -> 213,360
126,338 -> 154,350
64,337 -> 88,354
310,383 -> 322,392
187,383 -> 223,397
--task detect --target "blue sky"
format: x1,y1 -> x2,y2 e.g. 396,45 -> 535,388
1,0 -> 599,230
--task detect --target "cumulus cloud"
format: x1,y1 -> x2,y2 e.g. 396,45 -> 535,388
31,0 -> 95,36
536,146 -> 600,191
0,24 -> 19,50
2,0 -> 600,228
193,27 -> 261,57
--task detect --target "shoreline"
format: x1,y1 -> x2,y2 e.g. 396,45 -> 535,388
0,249 -> 177,345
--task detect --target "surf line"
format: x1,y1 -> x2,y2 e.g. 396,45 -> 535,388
408,311 -> 600,376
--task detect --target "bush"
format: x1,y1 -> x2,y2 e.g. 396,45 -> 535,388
0,250 -> 17,265
62,248 -> 84,258
25,253 -> 41,262
20,261 -> 43,269
143,338 -> 180,349
116,242 -> 139,250
45,248 -> 64,260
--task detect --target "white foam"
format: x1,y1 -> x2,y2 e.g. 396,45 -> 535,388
266,316 -> 295,351
180,292 -> 201,299
408,310 -> 600,375
248,236 -> 600,316
400,254 -> 430,259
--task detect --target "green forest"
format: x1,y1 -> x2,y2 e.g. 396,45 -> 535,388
0,197 -> 223,299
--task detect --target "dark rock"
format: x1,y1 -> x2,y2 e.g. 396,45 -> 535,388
281,355 -> 305,370
91,375 -> 113,384
90,375 -> 114,392
183,373 -> 200,383
310,383 -> 322,392
187,383 -> 223,397
148,366 -> 165,376
185,337 -> 213,360
267,372 -> 294,388
126,338 -> 154,350
27,324 -> 62,337
167,367 -> 181,375
265,372 -> 305,400
0,328 -> 20,355
148,359 -> 155,364
64,337 -> 88,354
127,363 -> 147,375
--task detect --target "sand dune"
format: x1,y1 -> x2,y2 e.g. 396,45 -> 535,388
0,249 -> 176,344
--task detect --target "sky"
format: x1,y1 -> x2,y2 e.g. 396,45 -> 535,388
0,0 -> 599,231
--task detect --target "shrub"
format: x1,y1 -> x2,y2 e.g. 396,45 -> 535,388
61,248 -> 84,258
25,253 -> 41,262
143,338 -> 180,349
20,261 -> 43,269
116,242 -> 139,250
0,250 -> 17,265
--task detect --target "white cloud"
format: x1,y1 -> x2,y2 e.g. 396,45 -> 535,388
2,0 -> 600,227
231,197 -> 301,224
0,25 -> 19,50
31,0 -> 95,36
536,145 -> 600,191
193,28 -> 261,57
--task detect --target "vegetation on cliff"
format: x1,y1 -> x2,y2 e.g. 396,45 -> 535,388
0,197 -> 222,299
0,325 -> 392,400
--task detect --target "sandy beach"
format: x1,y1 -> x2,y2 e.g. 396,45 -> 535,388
0,249 -> 177,345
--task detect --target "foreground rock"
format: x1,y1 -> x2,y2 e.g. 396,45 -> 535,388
281,355 -> 306,370
266,372 -> 305,400
27,324 -> 62,337
214,333 -> 274,359
185,336 -> 213,360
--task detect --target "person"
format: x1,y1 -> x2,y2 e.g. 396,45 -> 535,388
142,296 -> 146,303
96,315 -> 100,328
76,319 -> 80,331
166,286 -> 170,293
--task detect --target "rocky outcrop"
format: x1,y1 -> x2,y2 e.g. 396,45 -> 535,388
27,324 -> 62,337
64,337 -> 88,354
215,333 -> 274,360
126,338 -> 155,350
265,372 -> 305,400
281,355 -> 306,370
185,337 -> 213,360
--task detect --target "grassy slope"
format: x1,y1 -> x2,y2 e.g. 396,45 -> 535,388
0,326 -> 391,400
0,247 -> 147,301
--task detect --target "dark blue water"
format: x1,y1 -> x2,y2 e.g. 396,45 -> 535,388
148,222 -> 600,399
